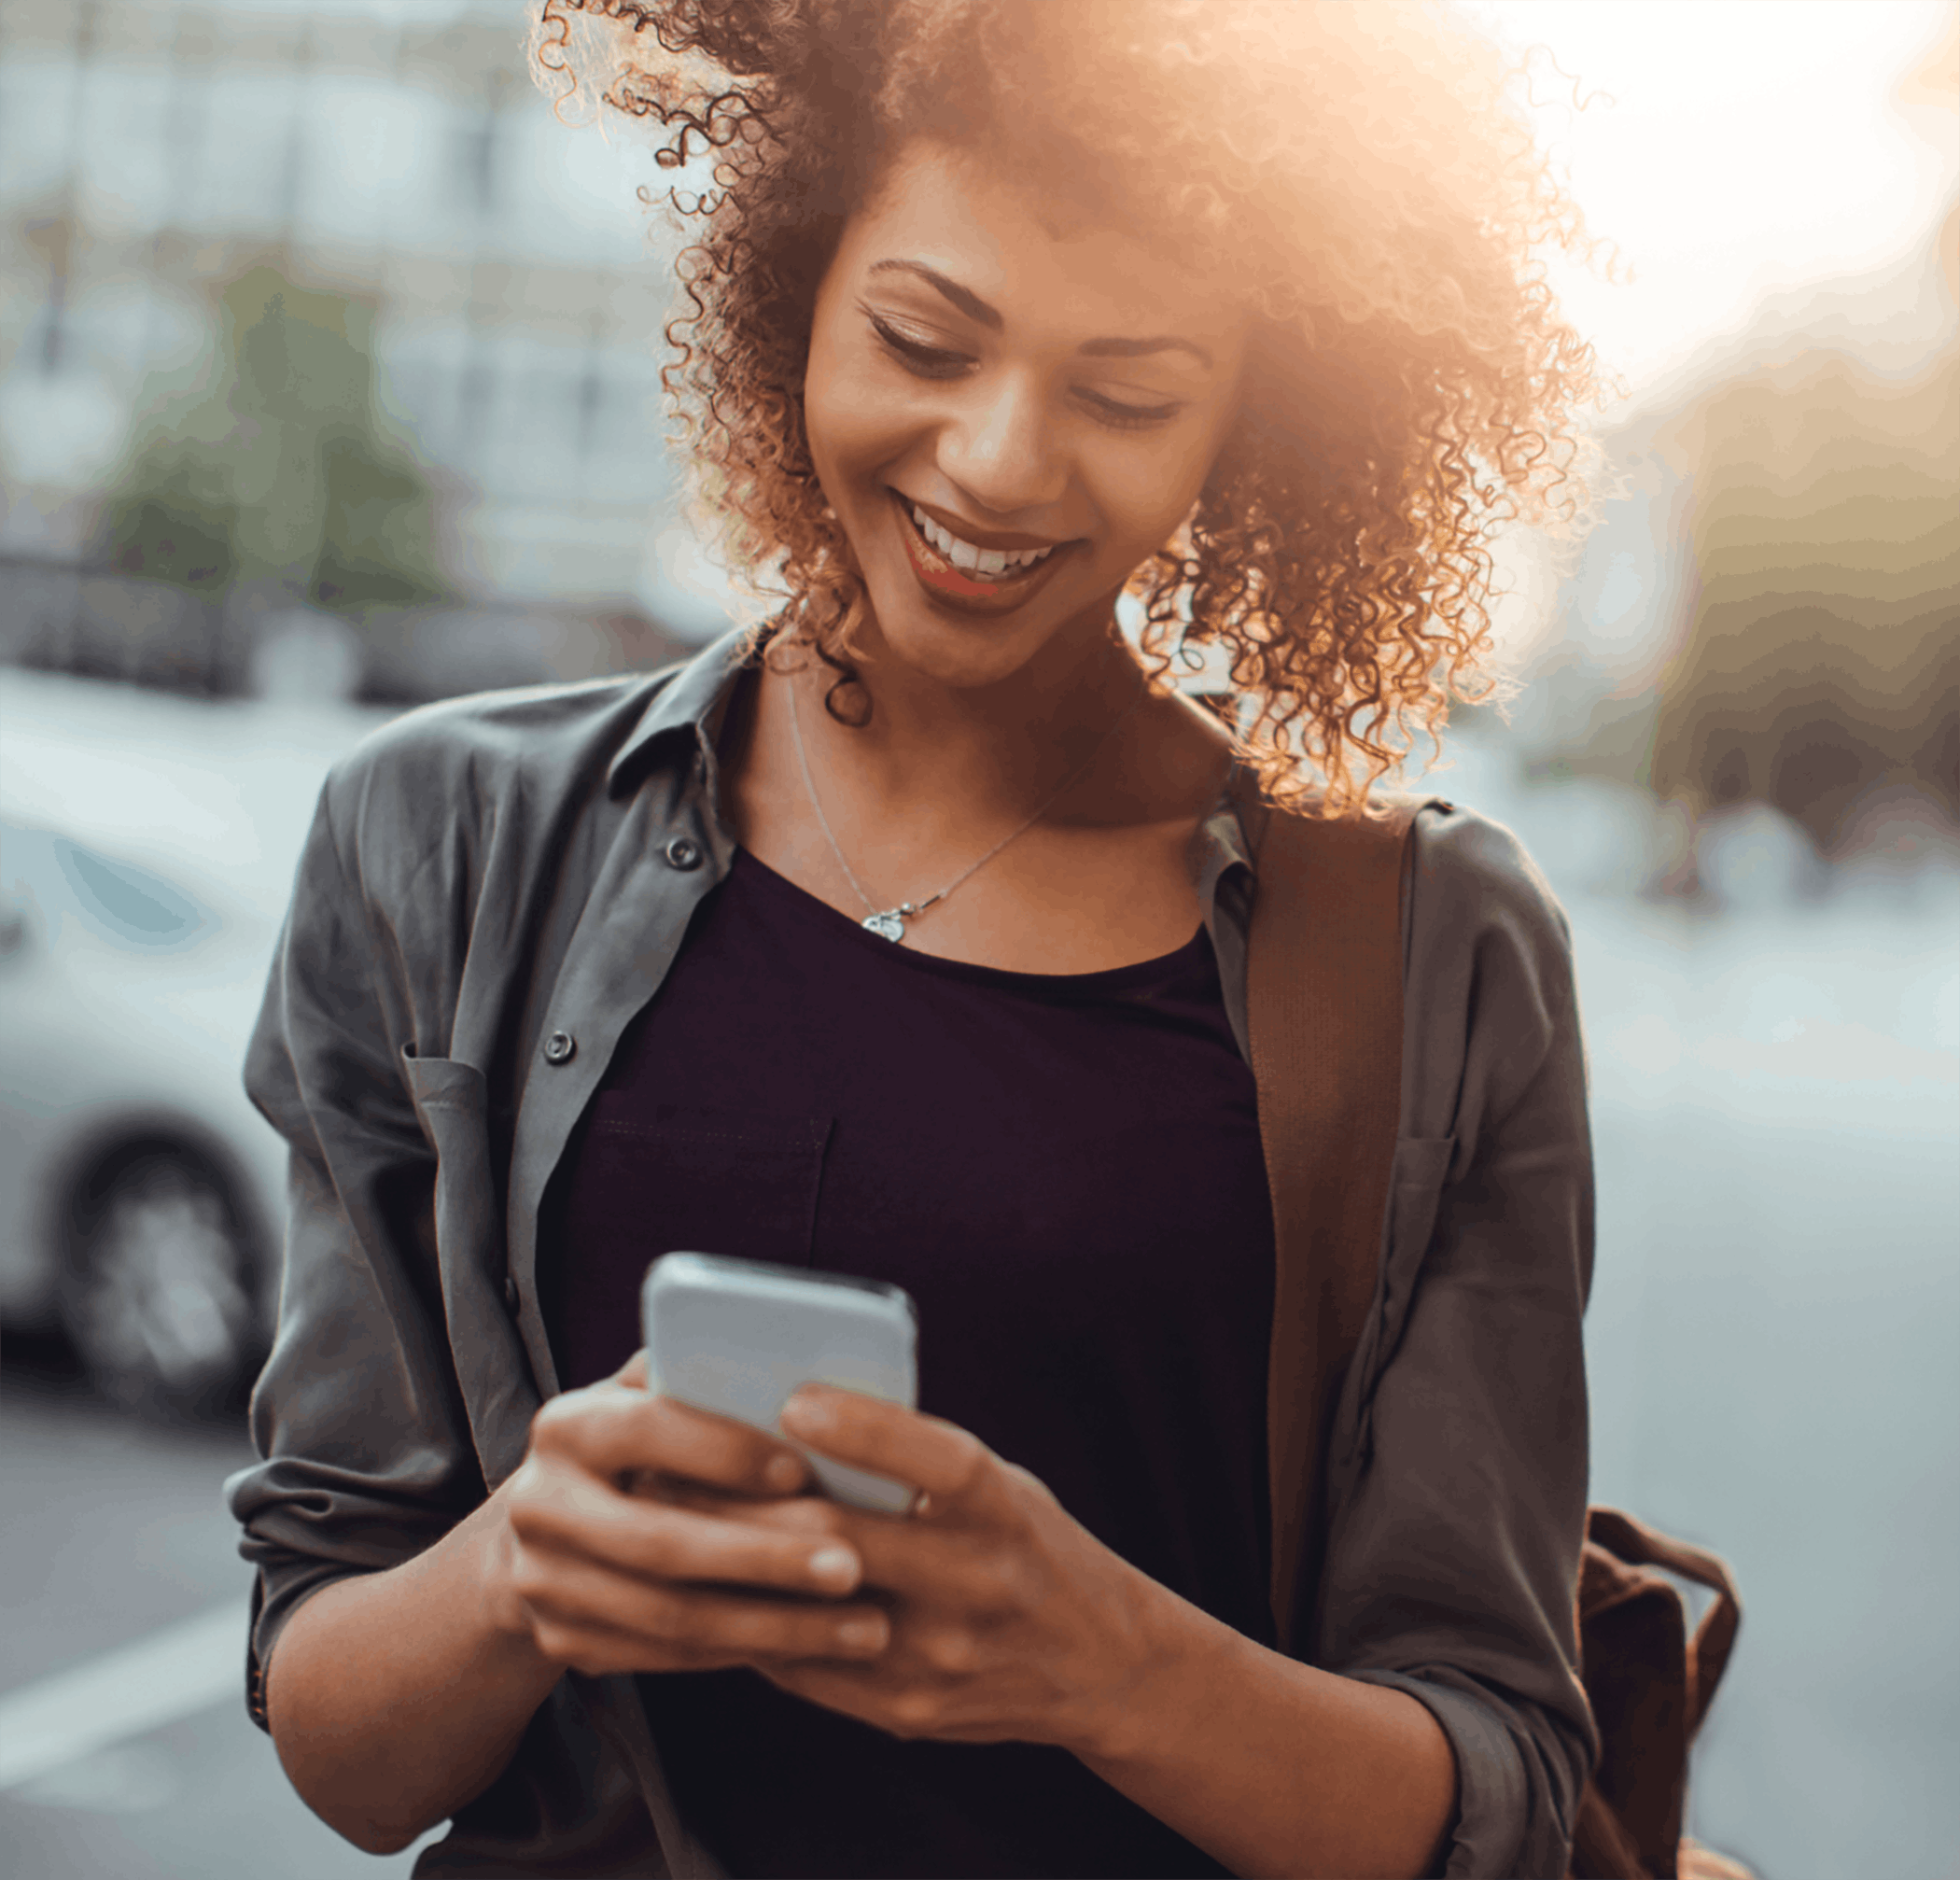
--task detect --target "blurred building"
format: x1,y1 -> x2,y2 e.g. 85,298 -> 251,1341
0,0 -> 718,703
1520,199 -> 1959,873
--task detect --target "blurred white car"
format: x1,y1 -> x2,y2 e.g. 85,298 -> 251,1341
0,818 -> 290,1417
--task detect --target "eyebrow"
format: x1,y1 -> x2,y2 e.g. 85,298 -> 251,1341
867,259 -> 1215,371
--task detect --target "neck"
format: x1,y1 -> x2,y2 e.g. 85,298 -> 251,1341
780,612 -> 1145,827
718,596 -> 1240,962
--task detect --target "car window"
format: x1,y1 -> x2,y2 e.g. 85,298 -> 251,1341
1,825 -> 217,952
55,840 -> 208,944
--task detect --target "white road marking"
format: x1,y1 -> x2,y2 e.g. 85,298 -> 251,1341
0,1601 -> 245,1790
11,1741 -> 181,1814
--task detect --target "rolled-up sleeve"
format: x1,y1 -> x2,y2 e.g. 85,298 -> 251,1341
1315,809 -> 1600,1879
224,768 -> 483,1733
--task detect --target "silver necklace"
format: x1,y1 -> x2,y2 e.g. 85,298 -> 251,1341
785,663 -> 1147,944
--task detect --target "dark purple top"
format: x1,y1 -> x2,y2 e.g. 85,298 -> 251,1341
542,847 -> 1275,1879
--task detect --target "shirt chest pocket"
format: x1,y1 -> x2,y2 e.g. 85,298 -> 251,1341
401,1046 -> 536,1483
401,1048 -> 500,1259
567,1103 -> 835,1262
550,1103 -> 835,1388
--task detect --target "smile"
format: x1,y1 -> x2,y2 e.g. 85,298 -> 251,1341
889,492 -> 1074,612
910,504 -> 1057,578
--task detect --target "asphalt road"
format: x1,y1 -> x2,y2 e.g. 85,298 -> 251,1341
2,889 -> 1954,1880
0,1344 -> 441,1879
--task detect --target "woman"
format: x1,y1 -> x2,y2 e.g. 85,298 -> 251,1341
228,3 -> 1603,1876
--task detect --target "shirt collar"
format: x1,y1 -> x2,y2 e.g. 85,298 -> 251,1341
604,623 -> 1264,909
1193,762 -> 1259,897
605,624 -> 757,796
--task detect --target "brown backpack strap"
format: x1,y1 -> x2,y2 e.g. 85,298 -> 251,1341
1239,787 -> 1753,1880
1574,1508 -> 1749,1875
1583,1507 -> 1743,1737
1239,784 -> 1420,1654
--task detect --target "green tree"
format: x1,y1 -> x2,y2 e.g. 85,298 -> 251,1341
98,264 -> 447,619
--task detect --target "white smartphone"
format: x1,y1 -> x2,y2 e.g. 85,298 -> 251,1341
640,1251 -> 920,1514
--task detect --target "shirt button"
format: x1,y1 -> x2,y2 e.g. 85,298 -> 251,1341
664,835 -> 703,871
502,1275 -> 520,1314
542,1030 -> 576,1065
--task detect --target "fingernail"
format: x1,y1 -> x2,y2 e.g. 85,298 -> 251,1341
785,1391 -> 832,1431
808,1545 -> 858,1586
765,1453 -> 805,1491
837,1616 -> 887,1650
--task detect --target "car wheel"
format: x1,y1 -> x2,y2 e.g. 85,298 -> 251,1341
59,1145 -> 263,1422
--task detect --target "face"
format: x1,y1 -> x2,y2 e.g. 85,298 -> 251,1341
802,140 -> 1249,692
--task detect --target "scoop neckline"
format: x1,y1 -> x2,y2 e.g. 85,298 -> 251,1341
732,846 -> 1210,994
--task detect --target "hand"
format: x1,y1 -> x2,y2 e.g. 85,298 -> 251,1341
743,1385 -> 1167,1755
484,1352 -> 897,1677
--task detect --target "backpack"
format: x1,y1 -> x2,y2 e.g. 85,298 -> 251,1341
1239,791 -> 1753,1880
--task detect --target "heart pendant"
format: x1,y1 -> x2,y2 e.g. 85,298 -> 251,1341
862,911 -> 906,942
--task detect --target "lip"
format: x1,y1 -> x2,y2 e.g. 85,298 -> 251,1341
888,490 -> 1077,616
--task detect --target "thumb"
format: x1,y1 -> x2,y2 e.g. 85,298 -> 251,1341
609,1348 -> 651,1391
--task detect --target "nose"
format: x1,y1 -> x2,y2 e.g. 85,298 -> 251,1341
936,368 -> 1068,519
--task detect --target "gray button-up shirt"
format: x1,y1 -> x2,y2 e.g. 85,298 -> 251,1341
227,627 -> 1598,1878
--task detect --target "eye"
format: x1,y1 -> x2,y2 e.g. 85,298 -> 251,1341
1074,388 -> 1183,431
866,313 -> 972,380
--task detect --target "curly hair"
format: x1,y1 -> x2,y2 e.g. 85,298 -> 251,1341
533,0 -> 1604,808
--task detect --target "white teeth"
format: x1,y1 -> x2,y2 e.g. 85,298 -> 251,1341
907,500 -> 1057,579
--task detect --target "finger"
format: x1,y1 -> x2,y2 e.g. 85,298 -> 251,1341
624,1466 -> 815,1507
609,1349 -> 651,1390
613,1478 -> 981,1611
513,1466 -> 864,1597
650,1491 -> 944,1601
533,1379 -> 811,1496
781,1388 -> 999,1513
655,1481 -> 851,1536
519,1569 -> 893,1674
